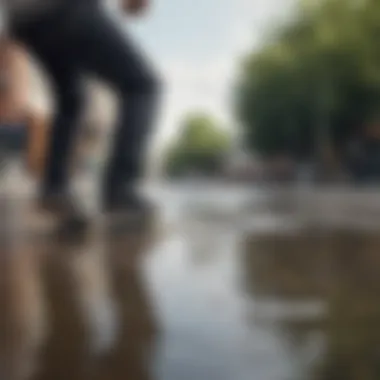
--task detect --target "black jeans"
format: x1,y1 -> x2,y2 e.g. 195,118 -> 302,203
12,1 -> 160,195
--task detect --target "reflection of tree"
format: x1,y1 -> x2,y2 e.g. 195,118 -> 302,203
311,292 -> 380,380
311,231 -> 380,380
242,229 -> 380,380
242,230 -> 333,300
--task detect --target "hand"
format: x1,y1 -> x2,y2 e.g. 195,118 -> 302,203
122,0 -> 149,16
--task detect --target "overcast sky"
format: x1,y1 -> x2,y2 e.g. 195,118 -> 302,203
126,0 -> 295,149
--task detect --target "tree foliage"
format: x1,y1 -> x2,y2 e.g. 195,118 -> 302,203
237,0 -> 380,159
165,113 -> 232,177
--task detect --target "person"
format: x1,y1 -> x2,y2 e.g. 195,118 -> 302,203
2,0 -> 160,222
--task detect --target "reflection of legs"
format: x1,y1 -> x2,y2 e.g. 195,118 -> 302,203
101,233 -> 159,380
39,242 -> 93,380
0,249 -> 46,380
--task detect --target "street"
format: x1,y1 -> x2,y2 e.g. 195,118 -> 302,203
1,182 -> 380,380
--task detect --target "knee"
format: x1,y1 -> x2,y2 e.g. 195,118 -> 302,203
119,68 -> 162,97
56,85 -> 86,118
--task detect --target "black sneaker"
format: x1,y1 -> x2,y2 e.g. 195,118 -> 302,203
37,191 -> 89,229
102,189 -> 155,218
102,190 -> 156,236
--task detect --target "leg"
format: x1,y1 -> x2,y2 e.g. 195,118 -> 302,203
13,19 -> 85,194
68,5 -> 160,210
31,55 -> 88,224
37,60 -> 84,194
14,23 -> 89,225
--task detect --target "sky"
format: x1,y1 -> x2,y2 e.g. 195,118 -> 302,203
125,0 -> 295,150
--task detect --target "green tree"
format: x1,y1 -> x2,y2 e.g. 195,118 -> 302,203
236,0 -> 380,163
165,113 -> 232,177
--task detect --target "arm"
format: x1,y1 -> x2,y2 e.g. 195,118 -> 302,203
26,111 -> 49,179
9,44 -> 30,112
120,0 -> 149,15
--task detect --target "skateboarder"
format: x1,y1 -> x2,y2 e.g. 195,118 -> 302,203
2,0 -> 160,221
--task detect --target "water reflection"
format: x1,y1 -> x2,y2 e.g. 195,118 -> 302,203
243,229 -> 380,380
0,221 -> 159,380
36,239 -> 97,380
97,230 -> 159,380
0,242 -> 46,380
3,187 -> 380,380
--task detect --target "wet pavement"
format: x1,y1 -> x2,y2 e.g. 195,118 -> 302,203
1,184 -> 380,380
